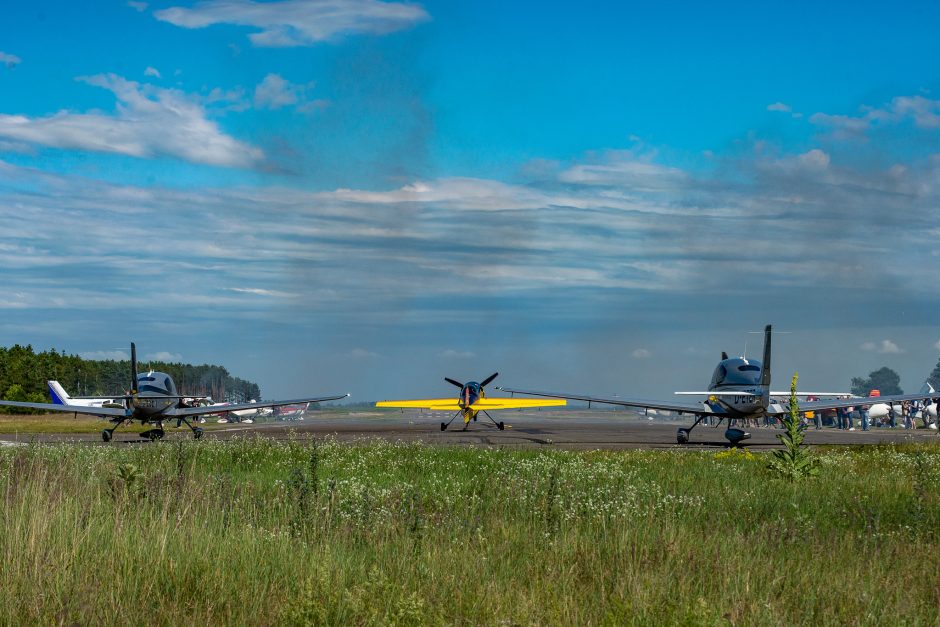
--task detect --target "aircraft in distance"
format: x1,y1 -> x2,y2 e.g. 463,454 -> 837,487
376,372 -> 566,431
499,325 -> 940,445
0,344 -> 348,441
48,380 -> 125,409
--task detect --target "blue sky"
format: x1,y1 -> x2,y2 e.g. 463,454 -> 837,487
1,0 -> 939,400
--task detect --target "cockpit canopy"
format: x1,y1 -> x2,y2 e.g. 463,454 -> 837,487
709,358 -> 762,389
137,372 -> 178,396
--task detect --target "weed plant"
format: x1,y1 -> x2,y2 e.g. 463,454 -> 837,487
0,436 -> 939,624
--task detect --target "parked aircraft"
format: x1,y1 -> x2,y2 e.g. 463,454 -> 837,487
47,380 -> 124,409
0,344 -> 348,441
500,325 -> 940,445
377,372 -> 565,431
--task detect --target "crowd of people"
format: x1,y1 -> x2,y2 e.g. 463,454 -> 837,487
747,397 -> 940,431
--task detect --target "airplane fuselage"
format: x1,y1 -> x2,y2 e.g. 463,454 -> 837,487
706,357 -> 767,418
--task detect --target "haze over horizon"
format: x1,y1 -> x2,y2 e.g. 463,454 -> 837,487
1,1 -> 939,400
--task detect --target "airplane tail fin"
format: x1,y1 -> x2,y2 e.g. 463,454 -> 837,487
131,342 -> 139,394
920,381 -> 937,395
759,324 -> 772,408
48,381 -> 70,405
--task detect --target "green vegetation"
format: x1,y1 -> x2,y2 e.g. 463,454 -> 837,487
0,344 -> 261,404
851,366 -> 903,396
1,438 -> 939,624
768,373 -> 819,481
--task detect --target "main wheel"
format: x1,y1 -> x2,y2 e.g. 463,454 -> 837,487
676,428 -> 689,444
147,429 -> 165,441
440,422 -> 447,431
498,421 -> 505,431
193,427 -> 204,440
102,429 -> 112,442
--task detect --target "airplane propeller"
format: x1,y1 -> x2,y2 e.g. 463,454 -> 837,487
444,377 -> 464,389
480,372 -> 499,388
130,342 -> 139,395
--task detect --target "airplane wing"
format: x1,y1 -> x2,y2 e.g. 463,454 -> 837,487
376,399 -> 462,411
0,399 -> 128,418
471,398 -> 566,410
171,394 -> 349,418
766,392 -> 939,415
675,391 -> 848,397
497,387 -> 723,415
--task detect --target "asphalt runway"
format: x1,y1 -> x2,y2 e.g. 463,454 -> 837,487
4,409 -> 939,449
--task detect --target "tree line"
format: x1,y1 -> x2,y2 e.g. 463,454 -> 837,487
851,358 -> 940,397
0,344 -> 261,407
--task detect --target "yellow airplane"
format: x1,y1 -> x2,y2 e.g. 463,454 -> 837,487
376,372 -> 565,431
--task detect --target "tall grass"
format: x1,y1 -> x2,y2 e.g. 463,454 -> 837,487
1,437 -> 938,624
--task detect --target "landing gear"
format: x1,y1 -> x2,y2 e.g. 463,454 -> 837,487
482,410 -> 504,431
441,422 -> 447,431
676,415 -> 706,444
724,427 -> 751,446
441,410 -> 462,432
175,416 -> 205,440
102,418 -> 124,442
676,428 -> 689,444
140,428 -> 166,441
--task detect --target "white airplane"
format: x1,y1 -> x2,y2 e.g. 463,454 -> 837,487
48,381 -> 125,409
865,383 -> 938,426
501,325 -> 940,445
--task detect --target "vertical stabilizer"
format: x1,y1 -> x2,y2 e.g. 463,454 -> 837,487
48,381 -> 69,405
131,343 -> 139,394
759,325 -> 772,407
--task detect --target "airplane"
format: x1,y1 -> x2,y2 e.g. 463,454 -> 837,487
499,325 -> 940,445
0,343 -> 349,441
47,380 -> 125,409
865,383 -> 938,426
376,372 -> 565,431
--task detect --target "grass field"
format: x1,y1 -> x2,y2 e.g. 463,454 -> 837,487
1,437 -> 939,624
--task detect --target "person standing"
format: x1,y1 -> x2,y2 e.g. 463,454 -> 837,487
860,404 -> 871,431
888,404 -> 897,428
903,401 -> 914,430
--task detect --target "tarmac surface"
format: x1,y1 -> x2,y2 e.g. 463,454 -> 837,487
3,409 -> 939,449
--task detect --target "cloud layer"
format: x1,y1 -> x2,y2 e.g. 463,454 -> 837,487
155,0 -> 430,46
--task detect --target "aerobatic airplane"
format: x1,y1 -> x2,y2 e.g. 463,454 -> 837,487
500,325 -> 940,445
0,344 -> 348,441
376,372 -> 565,431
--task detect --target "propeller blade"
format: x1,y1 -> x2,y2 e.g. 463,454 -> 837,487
131,342 -> 139,394
721,351 -> 728,360
480,372 -> 499,388
444,377 -> 464,389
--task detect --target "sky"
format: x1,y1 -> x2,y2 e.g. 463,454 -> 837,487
1,0 -> 940,401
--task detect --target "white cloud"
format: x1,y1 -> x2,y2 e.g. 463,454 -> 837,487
631,348 -> 651,359
155,0 -> 430,47
0,52 -> 21,69
227,287 -> 295,298
146,351 -> 183,362
861,340 -> 902,354
350,348 -> 380,359
144,66 -> 161,78
441,349 -> 476,359
127,1 -> 148,11
811,95 -> 940,137
80,350 -> 130,361
767,102 -> 791,112
0,74 -> 263,168
254,73 -> 318,111
558,151 -> 687,191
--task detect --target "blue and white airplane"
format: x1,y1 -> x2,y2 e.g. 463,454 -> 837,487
500,325 -> 940,445
0,343 -> 348,441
